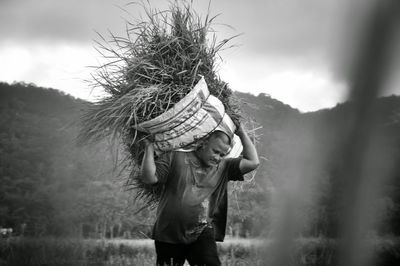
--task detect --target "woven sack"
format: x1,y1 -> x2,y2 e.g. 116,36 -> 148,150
134,77 -> 242,157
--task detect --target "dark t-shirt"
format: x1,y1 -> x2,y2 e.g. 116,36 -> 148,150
152,151 -> 243,244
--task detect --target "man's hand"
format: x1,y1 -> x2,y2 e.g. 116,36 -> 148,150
235,123 -> 245,137
143,138 -> 155,152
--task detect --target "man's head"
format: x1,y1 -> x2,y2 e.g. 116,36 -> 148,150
195,131 -> 232,167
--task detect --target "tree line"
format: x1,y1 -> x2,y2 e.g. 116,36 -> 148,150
1,82 -> 399,238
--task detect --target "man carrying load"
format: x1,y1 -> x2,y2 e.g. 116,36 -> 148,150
141,124 -> 259,266
78,3 -> 258,264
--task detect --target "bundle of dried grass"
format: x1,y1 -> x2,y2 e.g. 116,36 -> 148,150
79,1 -> 242,206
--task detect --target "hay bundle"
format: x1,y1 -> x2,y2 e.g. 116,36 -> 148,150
79,2 -> 241,206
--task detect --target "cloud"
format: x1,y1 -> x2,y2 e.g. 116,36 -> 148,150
0,0 -> 352,111
0,0 -> 349,71
209,0 -> 339,55
0,0 -> 340,51
219,52 -> 348,112
0,41 -> 101,100
1,0 -> 398,111
0,0 -> 129,43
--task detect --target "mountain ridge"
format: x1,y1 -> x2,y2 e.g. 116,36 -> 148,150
1,81 -> 399,237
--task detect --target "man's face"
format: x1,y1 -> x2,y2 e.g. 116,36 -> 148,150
196,134 -> 231,167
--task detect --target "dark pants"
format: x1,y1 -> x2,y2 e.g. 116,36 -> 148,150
155,227 -> 221,266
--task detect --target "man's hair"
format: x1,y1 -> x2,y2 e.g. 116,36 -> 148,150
209,130 -> 232,146
195,130 -> 232,151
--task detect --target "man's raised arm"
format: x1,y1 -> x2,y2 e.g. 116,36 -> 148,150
236,125 -> 260,174
140,140 -> 159,184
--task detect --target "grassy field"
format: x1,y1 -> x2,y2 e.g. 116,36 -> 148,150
0,237 -> 399,265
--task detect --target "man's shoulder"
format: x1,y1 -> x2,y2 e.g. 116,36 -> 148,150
220,157 -> 243,180
159,150 -> 189,165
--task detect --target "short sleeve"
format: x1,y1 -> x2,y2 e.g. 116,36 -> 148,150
224,157 -> 244,181
155,152 -> 173,184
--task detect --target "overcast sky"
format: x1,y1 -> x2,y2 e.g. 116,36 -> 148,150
1,0 -> 399,112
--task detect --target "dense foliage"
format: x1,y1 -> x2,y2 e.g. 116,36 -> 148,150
0,82 -> 153,238
1,82 -> 399,238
